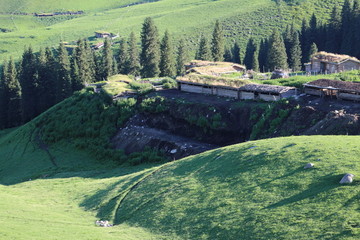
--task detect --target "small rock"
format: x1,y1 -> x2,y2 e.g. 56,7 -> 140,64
170,149 -> 177,154
316,158 -> 321,161
304,163 -> 314,169
340,174 -> 355,184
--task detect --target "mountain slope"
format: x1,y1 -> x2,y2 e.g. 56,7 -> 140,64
0,0 -> 343,59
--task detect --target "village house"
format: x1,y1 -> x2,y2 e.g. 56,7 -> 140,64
303,79 -> 360,101
95,31 -> 112,38
305,52 -> 360,73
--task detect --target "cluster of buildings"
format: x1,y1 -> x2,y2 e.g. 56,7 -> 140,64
176,53 -> 360,102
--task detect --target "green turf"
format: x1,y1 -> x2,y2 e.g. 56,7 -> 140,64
115,136 -> 360,239
0,0 -> 343,60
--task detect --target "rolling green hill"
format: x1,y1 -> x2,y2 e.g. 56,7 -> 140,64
0,0 -> 343,60
0,89 -> 358,239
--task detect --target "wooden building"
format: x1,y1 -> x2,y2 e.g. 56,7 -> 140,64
95,31 -> 111,38
239,84 -> 297,101
177,80 -> 297,102
303,79 -> 360,101
305,52 -> 360,73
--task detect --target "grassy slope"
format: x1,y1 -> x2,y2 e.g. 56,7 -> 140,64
0,0 -> 342,59
116,136 -> 360,239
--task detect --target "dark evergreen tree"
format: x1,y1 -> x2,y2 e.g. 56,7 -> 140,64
176,39 -> 188,76
353,0 -> 360,58
196,36 -> 211,61
252,48 -> 259,72
140,17 -> 161,78
43,47 -> 57,107
232,42 -> 241,64
92,51 -> 102,82
309,13 -> 318,47
211,20 -> 224,61
300,19 -> 311,64
340,0 -> 354,54
159,30 -> 176,77
20,46 -> 38,122
267,30 -> 288,71
308,42 -> 318,62
118,38 -> 129,74
74,39 -> 93,87
0,61 -> 7,128
112,57 -> 118,75
56,42 -> 72,102
244,38 -> 256,70
3,58 -> 22,127
224,47 -> 233,62
325,6 -> 342,53
102,38 -> 113,80
289,31 -> 302,71
128,32 -> 141,76
258,39 -> 269,72
70,57 -> 82,91
283,25 -> 294,62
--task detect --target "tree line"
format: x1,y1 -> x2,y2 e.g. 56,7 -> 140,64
235,0 -> 360,72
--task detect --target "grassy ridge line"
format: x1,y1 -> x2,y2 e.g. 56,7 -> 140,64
115,135 -> 360,239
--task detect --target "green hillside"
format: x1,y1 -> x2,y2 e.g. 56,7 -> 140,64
0,0 -> 343,59
0,93 -> 359,239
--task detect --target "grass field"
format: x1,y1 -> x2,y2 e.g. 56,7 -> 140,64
0,109 -> 359,239
0,0 -> 343,60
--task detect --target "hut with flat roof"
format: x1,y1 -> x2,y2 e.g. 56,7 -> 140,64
239,84 -> 297,101
303,79 -> 360,101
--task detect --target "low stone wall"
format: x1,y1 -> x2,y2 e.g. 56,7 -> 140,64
216,88 -> 239,98
240,92 -> 255,100
259,93 -> 280,102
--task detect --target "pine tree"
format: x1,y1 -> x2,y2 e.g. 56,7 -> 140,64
308,42 -> 318,61
4,58 -> 22,127
325,6 -> 342,53
244,38 -> 256,70
340,0 -> 354,54
353,0 -> 360,58
71,57 -> 82,91
252,48 -> 259,72
36,48 -> 51,113
232,42 -> 241,64
289,31 -> 302,71
128,32 -> 141,76
56,42 -> 72,102
283,25 -> 294,62
44,47 -> 57,107
211,20 -> 224,61
267,30 -> 288,71
196,36 -> 211,61
92,51 -> 102,82
258,39 -> 269,72
140,17 -> 161,78
224,47 -> 233,62
118,38 -> 129,74
20,46 -> 38,122
0,61 -> 7,129
309,14 -> 318,47
160,30 -> 176,77
74,39 -> 93,87
176,39 -> 188,76
102,38 -> 113,80
300,19 -> 310,64
112,57 -> 118,75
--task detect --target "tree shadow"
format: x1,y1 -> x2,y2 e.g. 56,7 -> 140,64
266,173 -> 342,209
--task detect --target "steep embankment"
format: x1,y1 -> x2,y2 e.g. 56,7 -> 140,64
114,136 -> 360,239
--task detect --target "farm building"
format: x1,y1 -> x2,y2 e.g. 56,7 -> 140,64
177,77 -> 297,102
95,31 -> 112,38
185,60 -> 246,76
303,79 -> 360,101
239,84 -> 297,101
304,52 -> 360,73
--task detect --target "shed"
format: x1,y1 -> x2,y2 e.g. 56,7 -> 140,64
303,79 -> 360,101
239,84 -> 297,101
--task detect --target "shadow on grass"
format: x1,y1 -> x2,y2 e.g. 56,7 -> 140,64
266,173 -> 342,209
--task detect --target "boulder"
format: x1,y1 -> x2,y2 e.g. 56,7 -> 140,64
304,163 -> 314,169
340,174 -> 355,184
